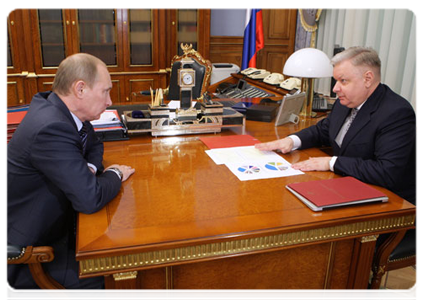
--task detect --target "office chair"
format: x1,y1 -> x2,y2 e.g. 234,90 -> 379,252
370,228 -> 416,289
7,244 -> 65,289
167,43 -> 212,101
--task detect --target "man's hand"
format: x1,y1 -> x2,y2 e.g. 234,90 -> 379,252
255,137 -> 294,154
291,157 -> 331,171
106,164 -> 135,182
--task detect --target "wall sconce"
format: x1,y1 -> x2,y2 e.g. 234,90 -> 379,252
283,48 -> 333,118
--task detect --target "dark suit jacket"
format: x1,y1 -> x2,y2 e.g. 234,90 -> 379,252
295,84 -> 416,204
8,92 -> 122,288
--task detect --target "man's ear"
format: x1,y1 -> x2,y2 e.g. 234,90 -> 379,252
73,80 -> 86,99
363,70 -> 375,88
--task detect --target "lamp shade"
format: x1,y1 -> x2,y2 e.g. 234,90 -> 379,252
283,48 -> 333,78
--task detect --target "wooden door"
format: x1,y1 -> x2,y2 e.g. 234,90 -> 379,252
209,9 -> 297,73
259,9 -> 297,74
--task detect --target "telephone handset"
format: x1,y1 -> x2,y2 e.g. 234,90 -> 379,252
240,67 -> 258,75
263,73 -> 284,85
247,69 -> 270,79
280,77 -> 301,90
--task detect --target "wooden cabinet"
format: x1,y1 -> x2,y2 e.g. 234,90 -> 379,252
7,9 -> 211,106
7,78 -> 26,107
164,9 -> 210,63
7,10 -> 28,106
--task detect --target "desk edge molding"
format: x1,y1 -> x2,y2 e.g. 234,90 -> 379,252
78,214 -> 415,278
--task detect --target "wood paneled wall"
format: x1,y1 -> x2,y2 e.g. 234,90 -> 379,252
209,9 -> 297,73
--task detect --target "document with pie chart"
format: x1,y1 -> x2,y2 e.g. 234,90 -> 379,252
205,146 -> 303,181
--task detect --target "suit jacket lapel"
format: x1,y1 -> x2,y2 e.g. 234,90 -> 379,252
329,101 -> 350,142
340,109 -> 371,153
339,84 -> 384,154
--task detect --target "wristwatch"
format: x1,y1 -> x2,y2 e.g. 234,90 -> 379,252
107,167 -> 123,181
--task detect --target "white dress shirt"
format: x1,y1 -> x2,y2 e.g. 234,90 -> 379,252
289,101 -> 366,172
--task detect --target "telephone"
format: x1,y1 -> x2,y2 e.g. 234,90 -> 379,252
312,93 -> 331,112
263,73 -> 284,85
247,69 -> 270,79
216,82 -> 236,94
240,67 -> 258,75
214,78 -> 275,99
280,77 -> 301,90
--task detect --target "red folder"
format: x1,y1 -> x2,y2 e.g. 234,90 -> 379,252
286,176 -> 388,211
200,134 -> 260,149
7,111 -> 27,125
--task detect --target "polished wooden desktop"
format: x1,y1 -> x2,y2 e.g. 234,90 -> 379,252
76,114 -> 415,289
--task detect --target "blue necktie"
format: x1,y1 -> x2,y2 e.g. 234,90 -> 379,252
79,123 -> 88,155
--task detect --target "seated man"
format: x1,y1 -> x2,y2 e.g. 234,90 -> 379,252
256,47 -> 415,204
8,53 -> 135,288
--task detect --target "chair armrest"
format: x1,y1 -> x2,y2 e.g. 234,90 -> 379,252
7,244 -> 64,289
7,245 -> 25,260
7,245 -> 54,265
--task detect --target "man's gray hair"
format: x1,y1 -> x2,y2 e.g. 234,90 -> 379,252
331,46 -> 381,78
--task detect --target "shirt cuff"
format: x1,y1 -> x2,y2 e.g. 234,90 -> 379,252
288,135 -> 302,151
105,168 -> 122,180
329,156 -> 337,172
87,163 -> 97,174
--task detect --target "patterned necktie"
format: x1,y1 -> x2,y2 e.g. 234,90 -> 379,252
335,108 -> 358,146
79,123 -> 88,155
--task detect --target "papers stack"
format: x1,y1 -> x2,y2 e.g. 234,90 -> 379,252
201,135 -> 303,181
90,110 -> 128,141
7,105 -> 29,143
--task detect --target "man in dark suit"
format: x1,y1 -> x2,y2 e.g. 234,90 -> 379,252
256,47 -> 415,204
8,53 -> 135,288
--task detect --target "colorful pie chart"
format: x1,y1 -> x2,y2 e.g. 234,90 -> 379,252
265,162 -> 288,171
237,165 -> 261,174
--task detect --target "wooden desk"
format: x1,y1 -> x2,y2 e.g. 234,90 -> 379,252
76,118 -> 415,289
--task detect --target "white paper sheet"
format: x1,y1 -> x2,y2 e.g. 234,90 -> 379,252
206,146 -> 303,181
168,100 -> 197,109
90,110 -> 120,126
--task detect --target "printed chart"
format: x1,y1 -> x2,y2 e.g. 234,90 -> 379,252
205,146 -> 303,181
238,165 -> 261,174
265,162 -> 289,171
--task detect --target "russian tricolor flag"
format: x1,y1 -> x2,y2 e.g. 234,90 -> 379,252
241,9 -> 264,70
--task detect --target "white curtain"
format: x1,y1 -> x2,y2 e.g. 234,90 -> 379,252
315,9 -> 416,109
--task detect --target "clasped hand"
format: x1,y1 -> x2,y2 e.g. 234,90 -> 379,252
255,138 -> 331,171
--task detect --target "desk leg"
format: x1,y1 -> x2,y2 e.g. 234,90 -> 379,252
347,235 -> 378,288
104,268 -> 169,289
104,271 -> 138,289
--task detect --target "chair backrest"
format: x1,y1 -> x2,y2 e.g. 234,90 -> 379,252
168,44 -> 212,101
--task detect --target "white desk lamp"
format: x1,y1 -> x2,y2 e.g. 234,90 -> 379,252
283,48 -> 333,118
